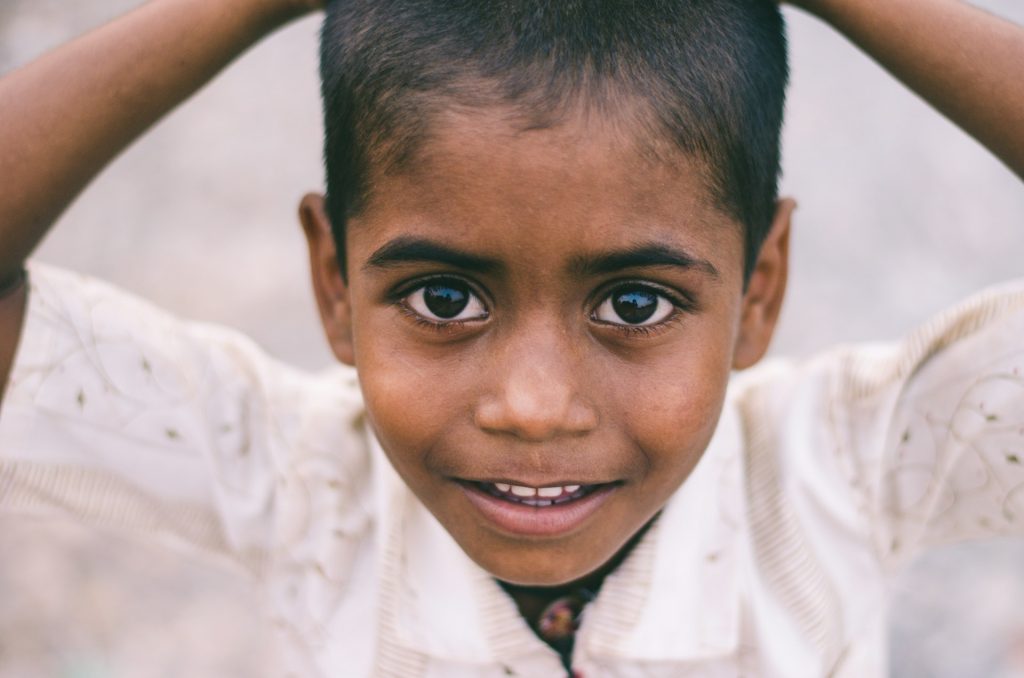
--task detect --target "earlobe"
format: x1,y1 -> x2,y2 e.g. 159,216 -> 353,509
732,198 -> 795,370
299,193 -> 356,366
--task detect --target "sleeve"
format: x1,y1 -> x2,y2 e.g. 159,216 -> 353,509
740,278 -> 1024,571
0,263 -> 368,577
855,279 -> 1024,564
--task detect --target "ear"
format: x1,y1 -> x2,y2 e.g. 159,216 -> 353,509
732,198 -> 795,370
299,193 -> 355,366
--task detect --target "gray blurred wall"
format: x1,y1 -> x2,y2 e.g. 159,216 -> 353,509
1,1 -> 1022,676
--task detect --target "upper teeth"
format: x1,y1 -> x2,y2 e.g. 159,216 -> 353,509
495,483 -> 583,497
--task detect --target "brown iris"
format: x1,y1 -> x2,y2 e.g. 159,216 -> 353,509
610,285 -> 658,324
423,281 -> 470,318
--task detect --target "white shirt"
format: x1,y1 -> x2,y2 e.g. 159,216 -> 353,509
2,263 -> 1023,677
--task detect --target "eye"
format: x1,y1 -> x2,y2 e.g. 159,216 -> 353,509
404,278 -> 488,323
593,284 -> 676,327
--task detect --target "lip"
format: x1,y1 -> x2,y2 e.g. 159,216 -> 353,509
458,481 -> 619,538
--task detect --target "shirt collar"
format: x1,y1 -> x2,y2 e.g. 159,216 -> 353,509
373,401 -> 745,666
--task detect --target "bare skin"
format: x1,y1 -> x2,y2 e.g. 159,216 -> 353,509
301,107 -> 792,584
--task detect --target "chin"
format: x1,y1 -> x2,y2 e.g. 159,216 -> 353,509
462,534 -> 622,587
486,558 -> 595,587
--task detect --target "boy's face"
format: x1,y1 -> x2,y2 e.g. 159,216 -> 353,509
302,109 -> 792,586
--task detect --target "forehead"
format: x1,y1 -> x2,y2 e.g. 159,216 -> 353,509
350,107 -> 744,281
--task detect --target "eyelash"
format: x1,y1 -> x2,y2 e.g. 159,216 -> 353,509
393,275 -> 486,335
604,313 -> 683,338
396,302 -> 475,335
392,277 -> 694,338
590,280 -> 695,339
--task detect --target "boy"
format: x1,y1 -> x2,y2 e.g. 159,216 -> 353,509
1,0 -> 1022,676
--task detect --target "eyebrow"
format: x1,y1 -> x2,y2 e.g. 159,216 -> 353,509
363,236 -> 720,280
573,243 -> 721,280
363,236 -> 502,274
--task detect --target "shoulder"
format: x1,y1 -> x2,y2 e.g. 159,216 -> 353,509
11,261 -> 369,476
4,262 -> 373,570
727,277 -> 1024,563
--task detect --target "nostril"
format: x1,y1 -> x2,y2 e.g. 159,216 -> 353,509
565,399 -> 600,433
473,395 -> 512,433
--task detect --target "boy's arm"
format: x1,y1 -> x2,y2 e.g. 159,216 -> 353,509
789,0 -> 1024,180
0,0 -> 320,393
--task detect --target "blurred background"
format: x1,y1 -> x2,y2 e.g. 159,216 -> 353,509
1,1 -> 1023,676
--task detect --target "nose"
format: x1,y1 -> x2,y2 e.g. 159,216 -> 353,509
473,324 -> 599,442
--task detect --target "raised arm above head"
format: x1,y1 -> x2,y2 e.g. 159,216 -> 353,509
787,0 -> 1024,181
0,0 -> 322,398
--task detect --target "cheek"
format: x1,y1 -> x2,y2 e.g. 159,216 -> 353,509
351,313 -> 475,477
613,322 -> 735,482
351,318 -> 435,468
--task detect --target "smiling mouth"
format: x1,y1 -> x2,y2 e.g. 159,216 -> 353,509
458,479 -> 620,538
477,481 -> 595,507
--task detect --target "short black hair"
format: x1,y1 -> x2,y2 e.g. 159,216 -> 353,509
319,0 -> 788,281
